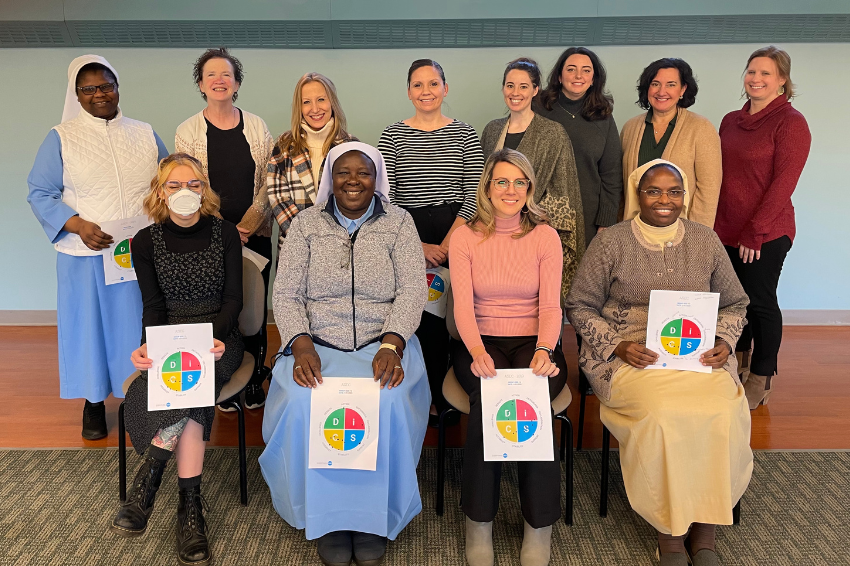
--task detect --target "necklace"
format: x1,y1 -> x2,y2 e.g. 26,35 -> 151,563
556,99 -> 577,119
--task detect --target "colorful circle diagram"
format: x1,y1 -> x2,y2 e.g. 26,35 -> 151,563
426,272 -> 446,302
660,318 -> 703,356
495,399 -> 539,443
113,238 -> 133,269
323,408 -> 366,451
161,351 -> 202,392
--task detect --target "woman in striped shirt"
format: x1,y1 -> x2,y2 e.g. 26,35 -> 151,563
378,59 -> 485,425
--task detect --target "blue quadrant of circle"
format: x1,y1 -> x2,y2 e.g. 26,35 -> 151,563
430,276 -> 445,292
344,429 -> 365,450
517,420 -> 538,442
679,339 -> 700,355
182,370 -> 201,390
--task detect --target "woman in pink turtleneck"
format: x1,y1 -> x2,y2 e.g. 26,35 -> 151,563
449,149 -> 566,566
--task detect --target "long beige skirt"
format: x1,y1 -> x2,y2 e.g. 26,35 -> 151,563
600,366 -> 753,536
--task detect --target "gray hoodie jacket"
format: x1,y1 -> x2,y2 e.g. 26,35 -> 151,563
273,197 -> 426,352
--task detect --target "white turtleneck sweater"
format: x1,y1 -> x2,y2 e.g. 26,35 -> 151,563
302,117 -> 334,184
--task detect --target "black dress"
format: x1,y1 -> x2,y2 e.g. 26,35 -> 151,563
125,216 -> 244,454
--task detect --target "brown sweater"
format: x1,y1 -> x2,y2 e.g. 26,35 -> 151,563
564,218 -> 749,401
620,108 -> 722,228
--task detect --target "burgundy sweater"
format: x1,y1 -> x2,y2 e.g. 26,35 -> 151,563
715,96 -> 811,250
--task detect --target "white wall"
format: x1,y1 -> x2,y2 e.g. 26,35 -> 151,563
1,44 -> 847,314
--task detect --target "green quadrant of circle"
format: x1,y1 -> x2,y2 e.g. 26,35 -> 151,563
324,408 -> 346,430
662,319 -> 682,338
163,352 -> 182,373
114,239 -> 131,256
496,400 -> 516,421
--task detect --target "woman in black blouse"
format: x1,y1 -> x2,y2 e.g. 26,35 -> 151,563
109,154 -> 243,566
534,47 -> 623,248
176,48 -> 274,411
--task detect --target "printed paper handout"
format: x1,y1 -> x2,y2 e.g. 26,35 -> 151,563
242,246 -> 270,272
100,215 -> 152,285
481,368 -> 554,462
147,323 -> 216,411
424,267 -> 451,318
309,378 -> 380,471
645,290 -> 720,373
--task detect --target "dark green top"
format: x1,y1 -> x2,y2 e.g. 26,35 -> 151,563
638,109 -> 677,166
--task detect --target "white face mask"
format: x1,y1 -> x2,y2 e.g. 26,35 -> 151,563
167,189 -> 202,217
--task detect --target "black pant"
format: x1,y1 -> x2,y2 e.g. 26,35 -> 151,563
243,235 -> 272,382
726,236 -> 791,377
405,203 -> 462,412
452,336 -> 567,528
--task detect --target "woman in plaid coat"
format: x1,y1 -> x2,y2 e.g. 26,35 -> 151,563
267,72 -> 356,252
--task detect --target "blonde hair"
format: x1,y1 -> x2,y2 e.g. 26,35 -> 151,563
746,45 -> 795,100
468,149 -> 549,240
144,153 -> 221,223
278,72 -> 350,156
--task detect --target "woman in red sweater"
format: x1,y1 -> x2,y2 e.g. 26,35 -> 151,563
449,149 -> 566,566
715,46 -> 811,409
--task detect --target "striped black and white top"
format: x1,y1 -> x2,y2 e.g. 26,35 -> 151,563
377,120 -> 484,220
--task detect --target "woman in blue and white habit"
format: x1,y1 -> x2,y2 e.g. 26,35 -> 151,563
261,141 -> 430,566
26,54 -> 168,439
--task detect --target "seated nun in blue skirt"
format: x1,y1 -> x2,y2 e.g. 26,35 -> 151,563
260,141 -> 430,566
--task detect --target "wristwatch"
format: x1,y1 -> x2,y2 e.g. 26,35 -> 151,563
534,346 -> 555,363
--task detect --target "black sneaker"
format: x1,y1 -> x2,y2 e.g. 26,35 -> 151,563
216,400 -> 239,413
82,400 -> 108,440
245,381 -> 266,410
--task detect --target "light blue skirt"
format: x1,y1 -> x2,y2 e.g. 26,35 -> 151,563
260,337 -> 431,540
56,253 -> 142,401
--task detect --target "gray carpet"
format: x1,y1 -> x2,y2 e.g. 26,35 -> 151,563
1,448 -> 848,565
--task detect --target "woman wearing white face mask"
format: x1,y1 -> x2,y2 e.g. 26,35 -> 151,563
176,47 -> 274,412
110,153 -> 243,566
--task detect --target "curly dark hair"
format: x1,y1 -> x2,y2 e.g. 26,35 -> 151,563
636,58 -> 698,110
192,47 -> 244,102
502,57 -> 541,88
538,47 -> 613,121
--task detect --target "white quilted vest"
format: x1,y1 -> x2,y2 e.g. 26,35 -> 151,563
53,109 -> 159,256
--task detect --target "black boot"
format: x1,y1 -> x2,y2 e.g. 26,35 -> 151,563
110,456 -> 167,536
82,400 -> 107,440
176,485 -> 211,566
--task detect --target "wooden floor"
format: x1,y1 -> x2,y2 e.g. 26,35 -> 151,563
1,325 -> 848,450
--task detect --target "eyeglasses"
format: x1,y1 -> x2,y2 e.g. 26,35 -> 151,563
491,178 -> 530,191
75,83 -> 117,95
639,188 -> 686,200
162,180 -> 205,192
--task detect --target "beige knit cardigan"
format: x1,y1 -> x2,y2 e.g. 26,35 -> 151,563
620,107 -> 722,228
564,218 -> 749,401
175,109 -> 275,237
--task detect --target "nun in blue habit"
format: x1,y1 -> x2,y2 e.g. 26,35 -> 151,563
260,142 -> 430,566
26,54 -> 168,440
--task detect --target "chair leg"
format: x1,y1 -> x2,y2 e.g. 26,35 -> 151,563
559,416 -> 574,526
576,389 -> 587,451
600,426 -> 610,518
733,500 -> 741,525
436,408 -> 455,516
559,417 -> 567,462
118,402 -> 126,502
236,402 -> 248,506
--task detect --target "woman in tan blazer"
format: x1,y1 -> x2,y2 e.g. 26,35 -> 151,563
620,58 -> 721,228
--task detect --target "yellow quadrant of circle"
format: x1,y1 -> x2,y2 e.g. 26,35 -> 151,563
662,337 -> 681,356
162,372 -> 182,391
497,421 -> 518,442
115,254 -> 132,269
324,429 -> 345,451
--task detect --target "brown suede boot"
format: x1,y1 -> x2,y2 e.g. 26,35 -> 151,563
744,373 -> 773,410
